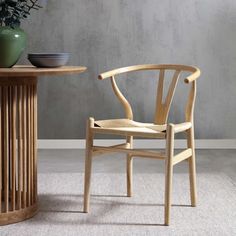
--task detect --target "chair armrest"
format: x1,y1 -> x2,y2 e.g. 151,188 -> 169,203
170,122 -> 192,133
184,67 -> 201,83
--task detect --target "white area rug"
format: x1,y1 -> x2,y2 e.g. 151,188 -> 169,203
0,173 -> 236,236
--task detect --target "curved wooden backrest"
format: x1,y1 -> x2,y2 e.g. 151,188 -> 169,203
98,64 -> 201,124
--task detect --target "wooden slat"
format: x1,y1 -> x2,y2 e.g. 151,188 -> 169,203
33,83 -> 37,203
30,85 -> 34,203
22,85 -> 27,208
11,86 -> 16,211
17,86 -> 22,209
0,87 -> 2,213
165,70 -> 181,109
155,70 -> 181,125
172,148 -> 192,166
8,87 -> 12,211
3,87 -> 9,212
27,86 -> 31,206
92,146 -> 165,159
92,143 -> 129,156
155,69 -> 165,124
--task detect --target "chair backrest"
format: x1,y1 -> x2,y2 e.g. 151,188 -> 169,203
98,64 -> 200,125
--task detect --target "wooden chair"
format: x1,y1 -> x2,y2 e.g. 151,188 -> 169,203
83,64 -> 201,225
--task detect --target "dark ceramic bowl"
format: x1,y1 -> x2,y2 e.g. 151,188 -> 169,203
28,53 -> 70,68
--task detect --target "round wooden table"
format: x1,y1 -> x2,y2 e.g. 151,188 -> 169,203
0,66 -> 86,225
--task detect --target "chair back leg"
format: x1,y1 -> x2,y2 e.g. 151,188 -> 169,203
187,127 -> 197,206
126,136 -> 133,197
83,118 -> 94,213
164,124 -> 174,226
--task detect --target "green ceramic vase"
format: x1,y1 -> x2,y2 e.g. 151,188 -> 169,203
0,26 -> 26,68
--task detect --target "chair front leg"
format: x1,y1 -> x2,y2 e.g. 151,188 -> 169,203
164,124 -> 174,226
187,127 -> 197,207
83,118 -> 94,213
126,136 -> 133,197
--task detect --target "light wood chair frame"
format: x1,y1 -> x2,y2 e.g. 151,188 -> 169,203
83,64 -> 200,225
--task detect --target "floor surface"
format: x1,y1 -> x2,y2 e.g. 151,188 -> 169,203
1,149 -> 235,236
2,172 -> 235,236
38,149 -> 236,183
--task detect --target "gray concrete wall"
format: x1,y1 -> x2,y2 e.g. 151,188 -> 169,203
19,0 -> 236,139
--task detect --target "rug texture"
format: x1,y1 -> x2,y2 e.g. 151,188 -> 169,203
0,173 -> 236,236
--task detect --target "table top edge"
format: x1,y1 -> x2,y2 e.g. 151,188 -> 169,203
0,65 -> 87,77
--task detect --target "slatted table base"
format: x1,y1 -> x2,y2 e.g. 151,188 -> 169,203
0,77 -> 38,225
